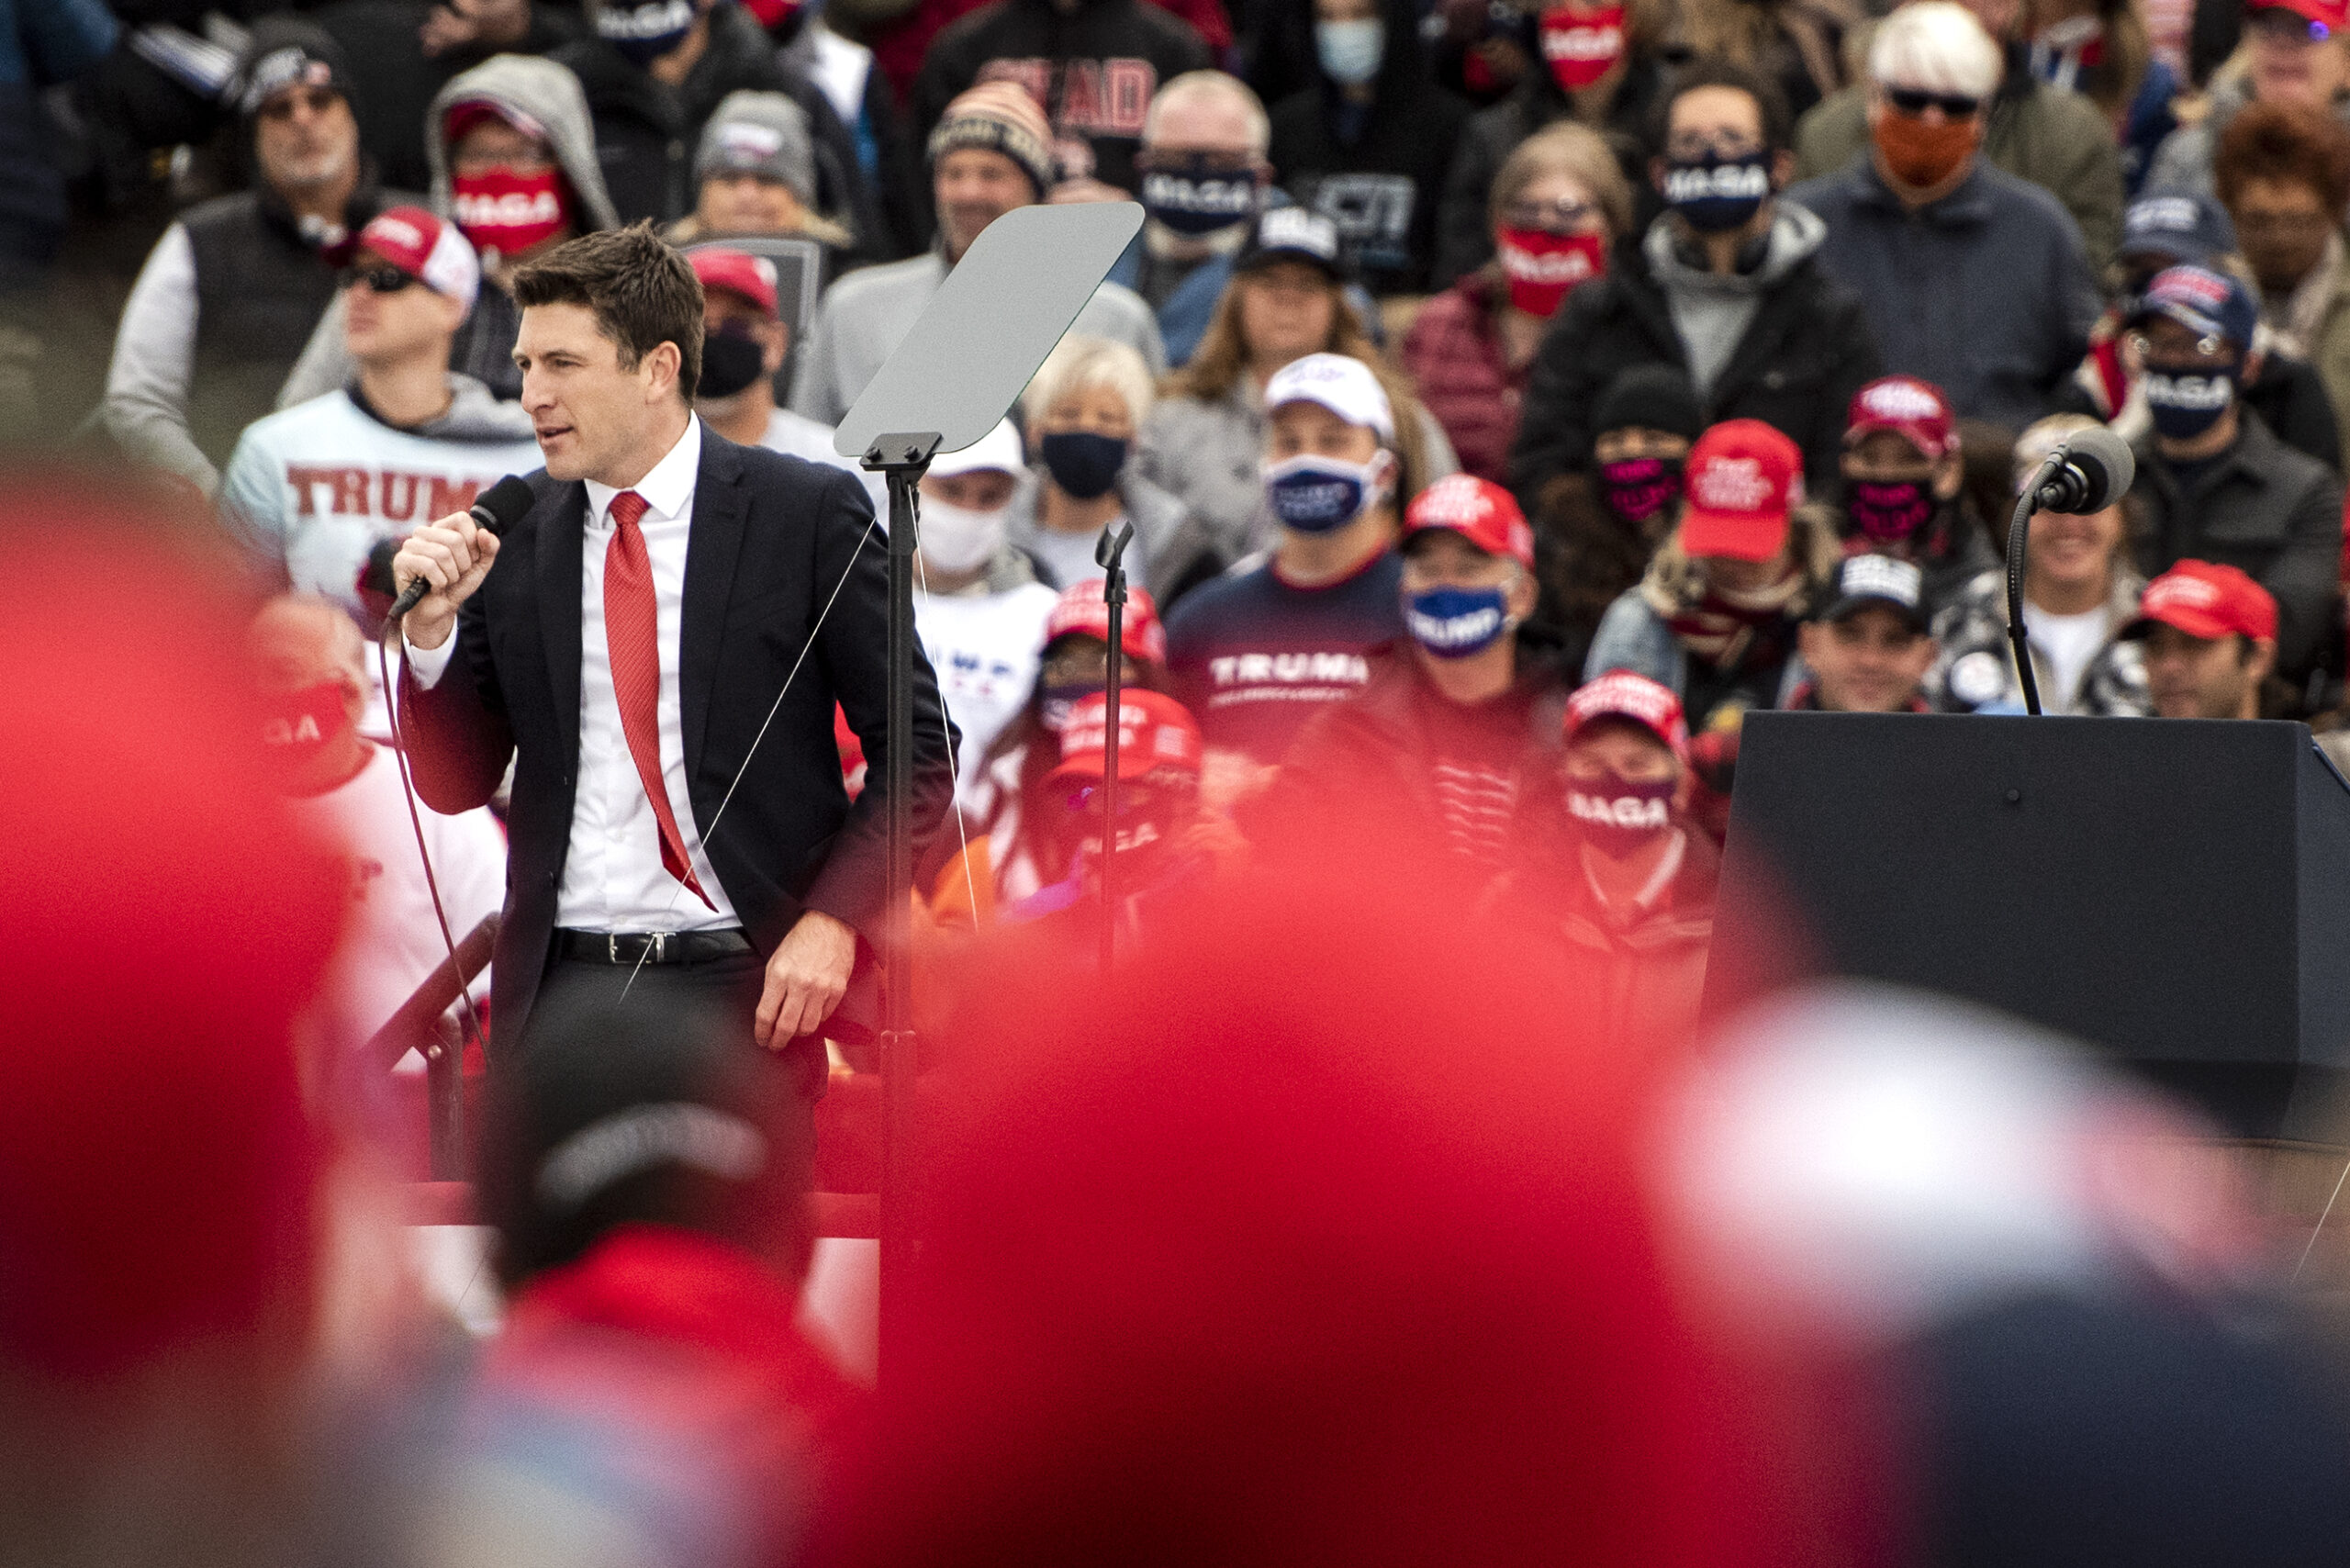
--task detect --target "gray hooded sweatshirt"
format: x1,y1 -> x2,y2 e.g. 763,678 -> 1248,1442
1641,202 -> 1830,402
279,53 -> 621,409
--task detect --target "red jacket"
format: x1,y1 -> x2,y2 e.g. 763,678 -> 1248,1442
1399,273 -> 1525,486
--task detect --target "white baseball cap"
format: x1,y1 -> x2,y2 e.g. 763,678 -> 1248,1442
1264,353 -> 1394,444
928,418 -> 1025,479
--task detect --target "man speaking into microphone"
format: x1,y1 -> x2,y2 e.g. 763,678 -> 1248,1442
391,223 -> 955,1146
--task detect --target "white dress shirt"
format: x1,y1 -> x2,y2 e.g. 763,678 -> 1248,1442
408,415 -> 740,933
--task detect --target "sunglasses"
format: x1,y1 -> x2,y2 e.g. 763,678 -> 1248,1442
341,265 -> 419,294
1886,87 -> 1983,118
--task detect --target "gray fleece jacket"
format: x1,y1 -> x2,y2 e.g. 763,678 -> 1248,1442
1641,202 -> 1830,401
279,53 -> 621,409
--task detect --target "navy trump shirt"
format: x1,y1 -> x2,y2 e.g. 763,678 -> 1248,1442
1165,550 -> 1406,762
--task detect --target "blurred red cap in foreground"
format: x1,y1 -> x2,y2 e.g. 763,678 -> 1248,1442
0,485 -> 343,1380
829,848 -> 1838,1566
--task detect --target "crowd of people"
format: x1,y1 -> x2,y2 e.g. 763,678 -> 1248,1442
15,0 -> 2350,1552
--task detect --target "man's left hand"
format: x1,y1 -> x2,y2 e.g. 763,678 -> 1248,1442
755,910 -> 857,1047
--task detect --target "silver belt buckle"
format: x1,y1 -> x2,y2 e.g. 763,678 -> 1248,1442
651,931 -> 669,963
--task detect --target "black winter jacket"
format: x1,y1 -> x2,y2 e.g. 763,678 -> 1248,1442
554,10 -> 888,261
1265,0 -> 1471,296
1508,210 -> 1883,507
912,0 -> 1211,198
2130,410 -> 2344,680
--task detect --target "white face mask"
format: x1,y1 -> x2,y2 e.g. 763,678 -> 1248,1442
918,496 -> 1007,575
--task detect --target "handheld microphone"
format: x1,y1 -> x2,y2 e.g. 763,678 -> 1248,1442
386,475 -> 537,623
2031,426 -> 2134,515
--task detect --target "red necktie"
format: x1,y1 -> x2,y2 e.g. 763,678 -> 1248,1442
603,489 -> 714,910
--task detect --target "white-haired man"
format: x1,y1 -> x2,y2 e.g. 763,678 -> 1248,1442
1785,0 -> 2102,434
1108,71 -> 1272,365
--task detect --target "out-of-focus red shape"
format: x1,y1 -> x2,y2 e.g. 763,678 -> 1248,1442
824,838 -> 1856,1567
0,481 -> 344,1381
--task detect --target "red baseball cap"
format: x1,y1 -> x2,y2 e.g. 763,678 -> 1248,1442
1046,689 -> 1203,783
2253,0 -> 2348,35
1563,670 -> 1690,765
355,205 -> 479,309
2121,559 -> 2278,643
689,246 -> 780,319
1680,420 -> 1802,562
1402,474 -> 1535,569
1844,375 -> 1957,461
1043,579 -> 1167,666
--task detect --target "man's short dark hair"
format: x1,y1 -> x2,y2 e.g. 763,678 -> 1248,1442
1651,56 -> 1796,158
512,222 -> 705,400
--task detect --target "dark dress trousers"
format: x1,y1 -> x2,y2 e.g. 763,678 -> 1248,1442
399,429 -> 958,1054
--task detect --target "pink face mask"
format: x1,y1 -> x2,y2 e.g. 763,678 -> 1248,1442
1496,228 -> 1606,316
1540,4 -> 1627,92
450,167 -> 568,257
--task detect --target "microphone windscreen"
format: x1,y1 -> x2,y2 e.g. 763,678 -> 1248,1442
470,475 -> 537,536
2063,426 -> 2135,512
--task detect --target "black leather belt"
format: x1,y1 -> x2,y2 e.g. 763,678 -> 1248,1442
555,928 -> 755,965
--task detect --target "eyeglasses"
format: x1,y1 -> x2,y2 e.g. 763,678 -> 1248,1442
1662,132 -> 1766,162
2126,329 -> 2234,365
341,265 -> 419,294
1885,87 -> 1983,118
1501,196 -> 1599,230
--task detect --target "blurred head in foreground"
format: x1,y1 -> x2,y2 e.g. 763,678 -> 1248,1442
1670,982 -> 2350,1565
447,1002 -> 856,1568
831,856 -> 1837,1566
0,484 -> 346,1564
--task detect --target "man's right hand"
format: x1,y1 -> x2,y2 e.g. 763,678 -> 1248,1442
394,511 -> 500,651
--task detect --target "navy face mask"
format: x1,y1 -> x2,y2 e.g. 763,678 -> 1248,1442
1661,151 -> 1773,233
1139,154 -> 1261,237
2142,363 -> 2237,441
596,0 -> 696,64
1265,453 -> 1383,533
1405,584 -> 1512,658
1039,431 -> 1128,500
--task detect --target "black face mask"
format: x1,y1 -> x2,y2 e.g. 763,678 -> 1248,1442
1661,151 -> 1773,233
699,326 -> 767,399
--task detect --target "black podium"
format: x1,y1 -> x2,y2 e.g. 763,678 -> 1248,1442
1707,712 -> 2350,1138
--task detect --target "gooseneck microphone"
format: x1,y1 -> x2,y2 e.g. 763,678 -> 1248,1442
386,475 -> 537,623
2006,428 -> 2136,714
2029,425 -> 2134,515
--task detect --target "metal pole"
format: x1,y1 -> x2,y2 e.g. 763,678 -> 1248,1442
867,433 -> 940,1392
1094,523 -> 1134,978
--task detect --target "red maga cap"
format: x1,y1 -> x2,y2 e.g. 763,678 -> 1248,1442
1043,579 -> 1167,666
356,205 -> 479,308
2124,559 -> 2278,643
1403,474 -> 1536,568
2257,0 -> 2348,35
1564,669 -> 1691,764
1046,689 -> 1203,782
1681,420 -> 1802,562
1844,375 -> 1957,460
688,247 -> 780,318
